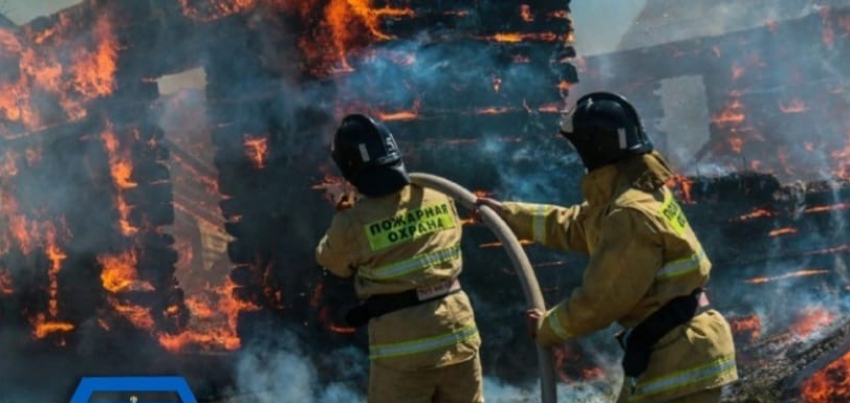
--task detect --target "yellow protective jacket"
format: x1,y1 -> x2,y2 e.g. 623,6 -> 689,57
316,184 -> 480,371
499,151 -> 738,402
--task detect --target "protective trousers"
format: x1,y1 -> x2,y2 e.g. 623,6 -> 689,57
369,353 -> 484,403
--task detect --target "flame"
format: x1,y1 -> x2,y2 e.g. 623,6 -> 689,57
377,109 -> 420,122
713,99 -> 745,125
98,250 -> 154,293
30,313 -> 74,339
158,277 -> 259,352
69,16 -> 118,99
476,106 -> 514,115
100,126 -> 139,236
745,269 -> 829,285
179,0 -> 260,21
779,98 -> 807,114
806,244 -> 850,256
557,80 -> 571,97
520,5 -> 534,22
2,194 -> 35,254
805,203 -> 850,214
492,75 -> 502,93
0,13 -> 119,132
486,32 -> 559,43
319,0 -> 414,74
0,270 -> 13,295
729,314 -> 761,341
0,149 -> 19,177
802,349 -> 850,402
768,227 -> 797,237
181,0 -> 412,75
109,297 -> 155,330
185,296 -> 216,319
735,208 -> 775,221
0,27 -> 21,54
45,224 -> 67,317
344,0 -> 414,40
319,306 -> 357,334
790,306 -> 835,339
244,136 -> 269,169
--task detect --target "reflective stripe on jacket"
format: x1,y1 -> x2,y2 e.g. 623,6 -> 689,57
316,184 -> 480,370
499,151 -> 737,402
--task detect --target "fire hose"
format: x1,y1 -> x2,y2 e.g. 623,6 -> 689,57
409,173 -> 557,403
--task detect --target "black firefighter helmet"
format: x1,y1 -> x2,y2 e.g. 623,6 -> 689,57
560,92 -> 654,171
331,114 -> 410,197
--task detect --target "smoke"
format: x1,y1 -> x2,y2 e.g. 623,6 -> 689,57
483,376 -> 618,403
233,329 -> 622,403
234,331 -> 364,403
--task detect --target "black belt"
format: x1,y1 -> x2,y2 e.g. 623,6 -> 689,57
345,279 -> 461,328
617,288 -> 709,378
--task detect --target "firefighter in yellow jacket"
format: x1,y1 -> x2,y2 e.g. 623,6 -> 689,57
478,92 -> 738,403
316,114 -> 483,403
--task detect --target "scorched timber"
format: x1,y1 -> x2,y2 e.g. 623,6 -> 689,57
725,318 -> 850,403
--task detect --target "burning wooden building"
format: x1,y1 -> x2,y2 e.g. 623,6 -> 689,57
0,0 -> 848,402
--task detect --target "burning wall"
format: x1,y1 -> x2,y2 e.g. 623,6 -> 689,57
0,0 -> 580,400
576,6 -> 850,183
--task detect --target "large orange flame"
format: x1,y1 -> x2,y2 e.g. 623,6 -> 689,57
157,277 -> 260,352
802,349 -> 850,402
98,250 -> 154,293
0,13 -> 119,132
69,15 -> 118,100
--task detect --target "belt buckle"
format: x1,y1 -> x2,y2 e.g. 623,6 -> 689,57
416,279 -> 459,301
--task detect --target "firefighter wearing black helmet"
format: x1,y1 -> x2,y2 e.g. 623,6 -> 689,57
317,114 -> 483,403
478,92 -> 738,403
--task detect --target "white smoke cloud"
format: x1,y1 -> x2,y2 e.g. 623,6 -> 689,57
234,329 -> 627,403
234,332 -> 363,403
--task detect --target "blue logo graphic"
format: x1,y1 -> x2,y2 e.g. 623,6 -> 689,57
70,376 -> 197,403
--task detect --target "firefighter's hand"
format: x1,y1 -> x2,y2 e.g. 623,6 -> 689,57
336,192 -> 356,211
526,308 -> 544,339
472,197 -> 504,223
